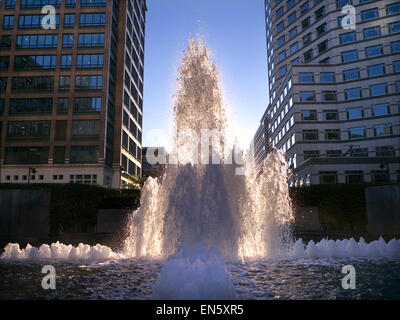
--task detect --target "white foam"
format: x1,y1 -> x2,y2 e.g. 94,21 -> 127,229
0,242 -> 119,262
2,236 -> 400,263
152,245 -> 238,300
287,237 -> 400,260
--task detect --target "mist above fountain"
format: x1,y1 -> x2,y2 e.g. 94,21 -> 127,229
123,38 -> 294,261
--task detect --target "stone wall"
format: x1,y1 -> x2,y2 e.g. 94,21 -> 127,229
294,207 -> 322,233
0,190 -> 50,237
365,185 -> 400,235
97,209 -> 132,234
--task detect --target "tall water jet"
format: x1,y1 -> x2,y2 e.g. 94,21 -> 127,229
123,38 -> 294,261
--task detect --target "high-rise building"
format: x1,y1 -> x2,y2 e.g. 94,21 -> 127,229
254,0 -> 400,185
0,0 -> 146,189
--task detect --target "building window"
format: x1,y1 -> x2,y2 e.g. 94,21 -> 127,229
302,17 -> 311,30
317,40 -> 328,54
302,130 -> 319,141
301,1 -> 310,13
376,146 -> 395,157
301,110 -> 317,120
345,87 -> 362,100
361,8 -> 378,21
75,75 -> 103,90
72,120 -> 100,137
76,54 -> 104,69
276,7 -> 284,19
372,103 -> 390,116
304,150 -> 320,161
394,61 -> 400,73
279,65 -> 287,77
64,13 -> 75,27
343,68 -> 360,81
16,34 -> 58,48
2,15 -> 15,29
349,148 -> 368,158
315,6 -> 325,20
79,13 -> 106,27
303,33 -> 312,45
73,97 -> 102,113
374,124 -> 392,137
337,0 -> 352,10
57,98 -> 69,114
9,98 -> 53,114
304,49 -> 313,62
7,121 -> 51,139
326,150 -> 342,157
12,76 -> 54,91
345,171 -> 364,184
365,45 -> 383,58
18,14 -> 60,29
70,146 -> 99,164
386,2 -> 400,15
325,129 -> 341,141
348,127 -> 366,139
278,50 -> 286,62
391,41 -> 400,53
299,73 -> 314,83
371,171 -> 389,183
340,32 -> 356,44
288,12 -> 296,24
346,106 -> 364,119
369,83 -> 387,97
316,23 -> 327,36
277,21 -> 284,33
0,35 -> 12,49
290,42 -> 299,54
300,91 -> 316,102
278,35 -> 285,47
14,55 -> 56,70
78,33 -> 105,47
62,34 -> 74,48
289,27 -> 297,39
59,76 -> 70,90
319,171 -> 337,184
61,55 -> 72,68
323,110 -> 338,121
363,26 -> 381,39
367,64 -> 385,77
4,147 -> 49,164
320,72 -> 335,83
341,50 -> 358,63
322,91 -> 336,102
0,78 -> 7,92
389,21 -> 400,34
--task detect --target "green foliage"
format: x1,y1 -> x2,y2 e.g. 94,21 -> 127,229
0,184 -> 140,234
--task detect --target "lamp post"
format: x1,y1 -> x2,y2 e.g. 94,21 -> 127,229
379,162 -> 390,183
27,148 -> 38,185
27,167 -> 36,185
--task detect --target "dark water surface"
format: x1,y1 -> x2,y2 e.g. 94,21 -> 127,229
1,258 -> 399,300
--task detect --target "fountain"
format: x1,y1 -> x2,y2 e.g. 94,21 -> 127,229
1,38 -> 399,300
123,38 -> 294,262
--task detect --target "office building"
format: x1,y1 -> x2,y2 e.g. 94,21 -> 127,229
254,0 -> 400,185
0,0 -> 146,188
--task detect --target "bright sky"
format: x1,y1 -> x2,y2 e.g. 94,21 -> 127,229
142,0 -> 268,149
